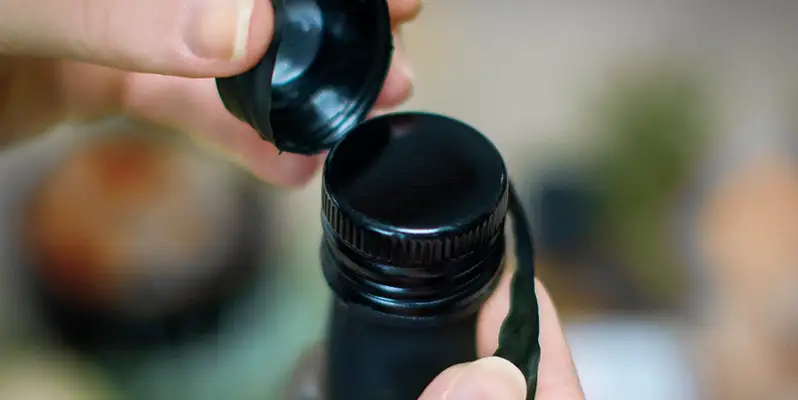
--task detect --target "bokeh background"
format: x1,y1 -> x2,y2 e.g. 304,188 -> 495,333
3,0 -> 798,399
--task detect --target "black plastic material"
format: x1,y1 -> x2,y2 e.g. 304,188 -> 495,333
216,0 -> 393,155
320,113 -> 508,399
494,185 -> 541,399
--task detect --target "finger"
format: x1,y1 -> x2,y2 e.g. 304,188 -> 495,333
533,281 -> 585,399
374,33 -> 414,109
0,0 -> 273,78
419,357 -> 527,400
477,261 -> 585,399
119,38 -> 409,186
389,0 -> 423,26
123,73 -> 322,187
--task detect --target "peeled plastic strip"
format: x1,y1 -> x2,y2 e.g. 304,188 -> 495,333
494,182 -> 541,399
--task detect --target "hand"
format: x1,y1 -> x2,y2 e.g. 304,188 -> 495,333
420,269 -> 585,400
283,269 -> 585,400
0,0 -> 418,187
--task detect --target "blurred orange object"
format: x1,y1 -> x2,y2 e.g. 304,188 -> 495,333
26,134 -> 187,308
21,126 -> 266,349
696,144 -> 798,399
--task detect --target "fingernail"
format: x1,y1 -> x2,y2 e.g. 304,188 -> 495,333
184,0 -> 254,61
445,357 -> 527,400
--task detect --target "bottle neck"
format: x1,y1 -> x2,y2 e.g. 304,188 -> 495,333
320,223 -> 505,319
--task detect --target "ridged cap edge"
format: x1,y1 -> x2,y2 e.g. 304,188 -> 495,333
321,182 -> 509,265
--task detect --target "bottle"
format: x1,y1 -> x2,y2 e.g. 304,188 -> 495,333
216,1 -> 541,398
320,112 -> 508,399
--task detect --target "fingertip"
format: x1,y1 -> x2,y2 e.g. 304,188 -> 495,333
420,358 -> 526,400
216,0 -> 275,76
438,357 -> 527,400
374,55 -> 414,109
374,34 -> 414,109
245,150 -> 323,188
183,0 -> 275,77
467,357 -> 528,397
418,364 -> 467,399
388,0 -> 423,26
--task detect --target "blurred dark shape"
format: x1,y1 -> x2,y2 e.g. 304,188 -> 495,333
534,174 -> 596,257
530,172 -> 654,315
20,129 -> 270,352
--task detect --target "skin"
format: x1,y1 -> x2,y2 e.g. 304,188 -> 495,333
420,262 -> 585,400
0,0 -> 584,398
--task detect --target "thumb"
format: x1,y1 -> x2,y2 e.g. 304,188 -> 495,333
419,357 -> 528,400
0,0 -> 273,77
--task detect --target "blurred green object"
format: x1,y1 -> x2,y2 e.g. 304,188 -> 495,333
0,344 -> 120,400
591,70 -> 709,309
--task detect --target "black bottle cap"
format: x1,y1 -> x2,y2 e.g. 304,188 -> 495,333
322,112 -> 509,265
216,0 -> 393,155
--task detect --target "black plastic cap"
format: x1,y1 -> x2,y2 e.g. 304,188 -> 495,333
216,0 -> 393,155
322,112 -> 509,265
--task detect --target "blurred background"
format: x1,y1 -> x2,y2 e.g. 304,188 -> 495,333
3,0 -> 798,399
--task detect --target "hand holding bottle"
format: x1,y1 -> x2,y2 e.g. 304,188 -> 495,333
0,0 -> 585,397
288,271 -> 584,400
420,274 -> 584,399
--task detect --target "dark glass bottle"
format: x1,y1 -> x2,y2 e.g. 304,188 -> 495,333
319,113 -> 509,399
